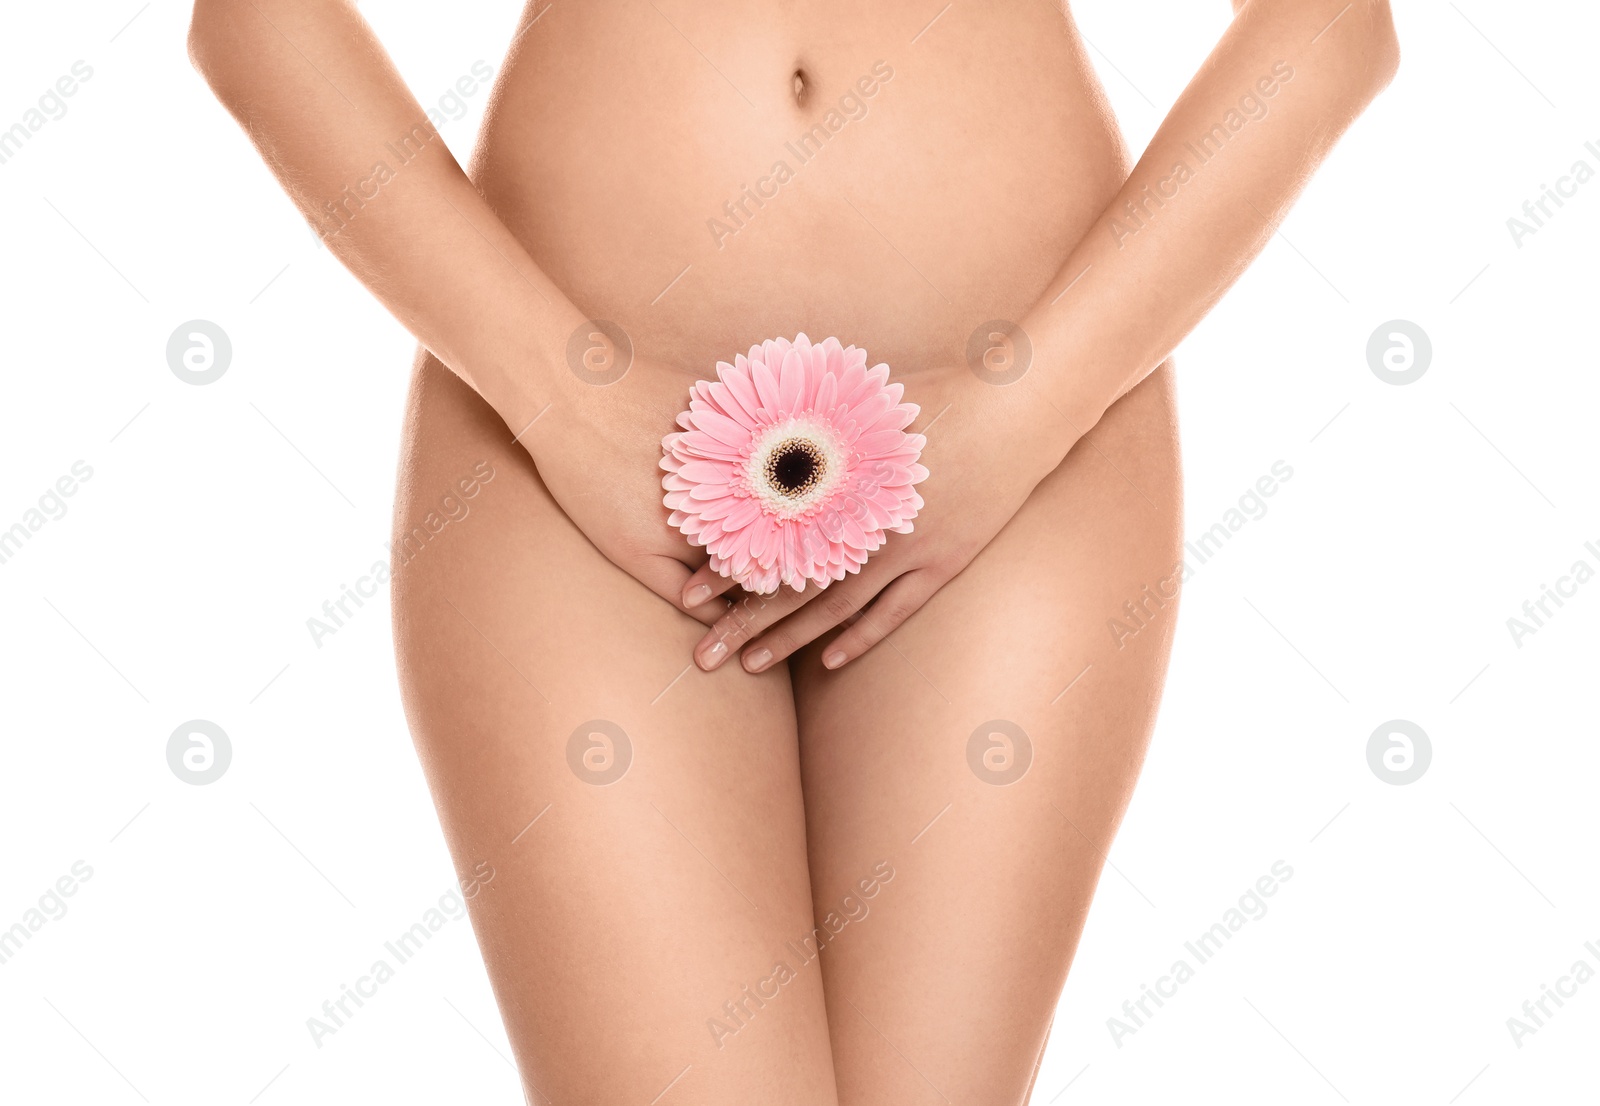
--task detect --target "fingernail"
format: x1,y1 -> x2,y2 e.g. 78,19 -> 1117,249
700,640 -> 729,670
684,584 -> 712,607
743,647 -> 773,673
823,650 -> 847,670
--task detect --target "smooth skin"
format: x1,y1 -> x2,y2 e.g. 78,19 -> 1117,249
190,0 -> 1397,1101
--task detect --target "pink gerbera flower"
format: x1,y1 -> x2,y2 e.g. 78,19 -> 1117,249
661,334 -> 929,595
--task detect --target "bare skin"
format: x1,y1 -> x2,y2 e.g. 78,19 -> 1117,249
392,346 -> 1178,1103
190,0 -> 1397,1100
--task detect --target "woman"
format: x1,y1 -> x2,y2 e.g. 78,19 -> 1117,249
190,1 -> 1396,1100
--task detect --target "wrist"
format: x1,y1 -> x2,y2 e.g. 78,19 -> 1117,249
1013,300 -> 1122,462
912,357 -> 1076,495
460,305 -> 610,460
951,325 -> 1084,476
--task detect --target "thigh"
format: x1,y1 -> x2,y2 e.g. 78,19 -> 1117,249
793,365 -> 1184,1105
390,352 -> 838,1104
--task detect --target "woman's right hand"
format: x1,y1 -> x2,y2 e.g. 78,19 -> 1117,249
184,2 -> 743,632
186,0 -> 726,633
519,343 -> 733,628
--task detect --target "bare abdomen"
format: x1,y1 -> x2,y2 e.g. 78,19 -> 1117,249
469,0 -> 1128,375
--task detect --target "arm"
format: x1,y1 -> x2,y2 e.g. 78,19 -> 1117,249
188,0 -> 579,434
689,0 -> 1399,672
1021,0 -> 1400,450
188,0 -> 723,618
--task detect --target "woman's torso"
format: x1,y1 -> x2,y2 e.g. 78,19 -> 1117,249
469,0 -> 1129,376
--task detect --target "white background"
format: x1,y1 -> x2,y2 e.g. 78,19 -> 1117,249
1,1 -> 1596,1103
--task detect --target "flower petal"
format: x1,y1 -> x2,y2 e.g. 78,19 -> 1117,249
752,355 -> 783,420
689,408 -> 753,450
777,348 -> 805,416
721,359 -> 765,424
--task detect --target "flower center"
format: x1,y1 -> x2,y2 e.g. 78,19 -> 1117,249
765,438 -> 825,498
743,418 -> 847,519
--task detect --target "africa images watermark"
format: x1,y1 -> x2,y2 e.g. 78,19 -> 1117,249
302,63 -> 496,249
310,119 -> 438,241
306,460 -> 496,647
0,60 -> 94,168
706,61 -> 895,249
309,62 -> 496,242
706,859 -> 895,1048
1108,61 -> 1295,248
1107,859 -> 1295,1047
1108,460 -> 1295,649
306,862 -> 495,1049
1504,538 -> 1600,649
1505,138 -> 1600,248
0,459 -> 94,567
0,860 -> 95,968
1505,937 -> 1600,1048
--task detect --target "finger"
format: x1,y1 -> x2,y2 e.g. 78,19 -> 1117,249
679,560 -> 740,611
634,555 -> 727,627
808,570 -> 939,670
698,572 -> 881,671
736,574 -> 888,672
685,593 -> 735,625
693,580 -> 816,670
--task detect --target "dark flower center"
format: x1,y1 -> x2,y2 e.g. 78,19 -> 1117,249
766,439 -> 824,497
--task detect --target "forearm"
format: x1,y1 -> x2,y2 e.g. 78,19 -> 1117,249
187,0 -> 586,436
1020,0 -> 1399,454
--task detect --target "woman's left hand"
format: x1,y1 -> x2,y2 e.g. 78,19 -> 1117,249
680,366 -> 1076,673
